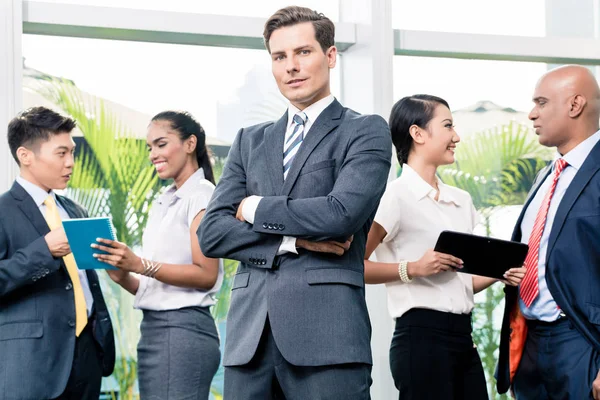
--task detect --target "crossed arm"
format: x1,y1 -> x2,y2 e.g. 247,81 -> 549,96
199,116 -> 392,264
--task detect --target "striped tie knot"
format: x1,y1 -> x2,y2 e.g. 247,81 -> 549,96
554,158 -> 568,175
292,112 -> 307,127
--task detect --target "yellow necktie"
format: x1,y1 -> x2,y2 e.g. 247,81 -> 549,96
44,195 -> 88,336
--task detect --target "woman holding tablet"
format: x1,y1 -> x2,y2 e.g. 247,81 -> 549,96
364,95 -> 526,400
92,111 -> 222,400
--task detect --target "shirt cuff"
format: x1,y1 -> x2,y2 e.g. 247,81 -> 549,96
277,236 -> 298,255
241,195 -> 263,224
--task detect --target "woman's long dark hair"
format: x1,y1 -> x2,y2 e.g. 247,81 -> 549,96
151,111 -> 215,184
389,95 -> 450,165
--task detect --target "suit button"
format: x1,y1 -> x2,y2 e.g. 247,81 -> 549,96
44,269 -> 50,274
92,283 -> 98,288
249,258 -> 255,263
65,283 -> 73,290
262,260 -> 266,265
32,277 -> 38,282
68,320 -> 75,327
262,223 -> 268,229
279,224 -> 285,230
267,224 -> 273,230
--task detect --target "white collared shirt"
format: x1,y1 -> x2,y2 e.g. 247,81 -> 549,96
373,164 -> 479,319
134,168 -> 224,311
519,129 -> 600,321
16,175 -> 94,316
242,94 -> 336,254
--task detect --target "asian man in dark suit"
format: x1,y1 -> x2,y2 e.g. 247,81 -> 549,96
0,107 -> 115,400
496,65 -> 600,399
198,6 -> 391,400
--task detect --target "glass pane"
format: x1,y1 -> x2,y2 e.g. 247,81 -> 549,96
393,0 -> 546,37
36,0 -> 339,20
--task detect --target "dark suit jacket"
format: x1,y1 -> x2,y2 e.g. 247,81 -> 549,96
0,181 -> 115,400
199,99 -> 392,367
497,140 -> 600,394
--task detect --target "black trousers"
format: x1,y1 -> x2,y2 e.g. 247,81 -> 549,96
224,318 -> 372,400
513,317 -> 600,399
53,320 -> 103,400
389,308 -> 489,400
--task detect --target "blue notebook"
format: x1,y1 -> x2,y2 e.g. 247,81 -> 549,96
62,217 -> 118,270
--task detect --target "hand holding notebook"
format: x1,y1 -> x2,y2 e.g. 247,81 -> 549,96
62,217 -> 118,270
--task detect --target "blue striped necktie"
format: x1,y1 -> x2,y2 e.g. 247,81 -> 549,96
283,112 -> 307,180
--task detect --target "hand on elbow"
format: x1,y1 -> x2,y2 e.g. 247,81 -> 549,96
296,235 -> 353,256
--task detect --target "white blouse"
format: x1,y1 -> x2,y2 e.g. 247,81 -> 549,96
134,168 -> 224,311
373,164 -> 479,319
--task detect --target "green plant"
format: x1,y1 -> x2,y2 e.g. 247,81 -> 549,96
439,121 -> 552,399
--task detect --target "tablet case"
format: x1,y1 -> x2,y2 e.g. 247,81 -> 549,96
434,230 -> 528,279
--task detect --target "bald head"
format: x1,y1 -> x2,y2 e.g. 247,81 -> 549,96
529,65 -> 600,154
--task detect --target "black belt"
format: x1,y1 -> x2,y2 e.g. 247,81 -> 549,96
526,312 -> 568,328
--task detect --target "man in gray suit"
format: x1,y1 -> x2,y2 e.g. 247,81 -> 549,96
0,107 -> 115,399
199,6 -> 391,399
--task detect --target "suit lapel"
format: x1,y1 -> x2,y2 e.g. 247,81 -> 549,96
264,112 -> 288,193
56,195 -> 82,219
11,182 -> 51,237
281,100 -> 343,196
511,165 -> 552,241
546,144 -> 600,261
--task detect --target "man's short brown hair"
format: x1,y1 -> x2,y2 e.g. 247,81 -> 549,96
263,6 -> 335,53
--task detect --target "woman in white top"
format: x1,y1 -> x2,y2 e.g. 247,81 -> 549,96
92,111 -> 222,400
364,95 -> 525,400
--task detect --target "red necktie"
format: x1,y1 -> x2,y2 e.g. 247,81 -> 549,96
520,158 -> 568,307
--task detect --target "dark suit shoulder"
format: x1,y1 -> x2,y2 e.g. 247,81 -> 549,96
0,190 -> 17,212
342,108 -> 387,126
56,194 -> 88,218
243,120 -> 276,133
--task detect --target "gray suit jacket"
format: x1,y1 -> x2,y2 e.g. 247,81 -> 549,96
199,100 -> 392,367
0,182 -> 115,400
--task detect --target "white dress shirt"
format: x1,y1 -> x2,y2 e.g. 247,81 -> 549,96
519,129 -> 600,321
242,94 -> 336,255
373,164 -> 479,319
134,168 -> 224,311
16,176 -> 94,316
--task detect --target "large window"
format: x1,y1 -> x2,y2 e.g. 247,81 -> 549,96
393,0 -> 545,36
34,0 -> 339,20
23,34 -> 341,144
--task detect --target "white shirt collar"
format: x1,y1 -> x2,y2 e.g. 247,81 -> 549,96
16,175 -> 56,206
401,163 -> 460,206
559,129 -> 600,171
287,94 -> 335,129
159,168 -> 206,204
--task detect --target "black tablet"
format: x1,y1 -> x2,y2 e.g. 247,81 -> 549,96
433,230 -> 529,280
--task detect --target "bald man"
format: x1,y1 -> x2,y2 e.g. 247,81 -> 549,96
496,65 -> 600,399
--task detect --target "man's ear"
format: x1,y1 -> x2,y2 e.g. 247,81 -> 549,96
409,125 -> 426,145
16,146 -> 34,166
326,46 -> 337,69
569,94 -> 587,118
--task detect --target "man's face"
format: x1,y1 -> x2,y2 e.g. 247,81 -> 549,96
529,75 -> 572,150
21,132 -> 76,192
269,22 -> 336,110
